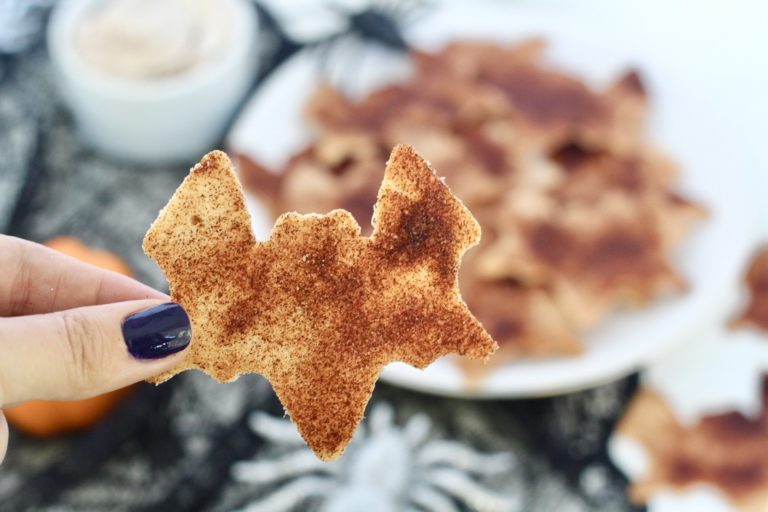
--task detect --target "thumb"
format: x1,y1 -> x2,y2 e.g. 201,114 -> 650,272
0,301 -> 191,406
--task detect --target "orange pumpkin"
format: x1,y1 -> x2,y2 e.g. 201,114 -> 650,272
4,237 -> 137,436
44,236 -> 134,276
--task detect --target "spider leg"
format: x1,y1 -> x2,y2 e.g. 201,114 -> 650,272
422,468 -> 518,512
368,401 -> 395,434
409,483 -> 461,512
248,412 -> 305,446
234,475 -> 333,512
347,5 -> 408,50
385,0 -> 415,18
232,450 -> 337,485
415,440 -> 516,476
387,0 -> 430,25
378,0 -> 401,17
402,413 -> 431,445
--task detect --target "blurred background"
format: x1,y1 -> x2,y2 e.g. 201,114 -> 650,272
0,1 -> 766,511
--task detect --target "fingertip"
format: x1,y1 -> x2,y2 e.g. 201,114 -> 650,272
122,302 -> 192,360
0,299 -> 190,405
135,346 -> 193,389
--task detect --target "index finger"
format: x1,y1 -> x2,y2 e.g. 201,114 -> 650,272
0,235 -> 167,316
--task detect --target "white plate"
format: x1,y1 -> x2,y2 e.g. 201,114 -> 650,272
228,4 -> 758,398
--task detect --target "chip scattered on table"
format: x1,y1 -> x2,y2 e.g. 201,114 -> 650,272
143,147 -> 497,460
615,384 -> 768,511
732,247 -> 768,333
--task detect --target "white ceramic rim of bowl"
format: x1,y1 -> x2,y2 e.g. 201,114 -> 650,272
47,0 -> 257,101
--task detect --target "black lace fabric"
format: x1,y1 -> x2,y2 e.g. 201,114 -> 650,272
0,18 -> 643,512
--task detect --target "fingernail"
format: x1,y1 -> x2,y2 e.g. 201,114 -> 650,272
122,303 -> 192,359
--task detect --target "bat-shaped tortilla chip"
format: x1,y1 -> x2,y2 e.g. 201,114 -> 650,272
143,145 -> 496,460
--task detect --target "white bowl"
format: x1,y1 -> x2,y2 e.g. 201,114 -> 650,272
47,0 -> 258,164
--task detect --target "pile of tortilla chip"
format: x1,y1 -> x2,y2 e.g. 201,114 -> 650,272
237,39 -> 706,368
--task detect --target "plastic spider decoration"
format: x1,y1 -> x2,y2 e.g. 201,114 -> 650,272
232,402 -> 518,512
328,0 -> 428,51
253,0 -> 427,76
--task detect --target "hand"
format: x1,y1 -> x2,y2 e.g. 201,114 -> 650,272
0,235 -> 192,463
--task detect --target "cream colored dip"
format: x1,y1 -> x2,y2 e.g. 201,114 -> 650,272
73,0 -> 233,79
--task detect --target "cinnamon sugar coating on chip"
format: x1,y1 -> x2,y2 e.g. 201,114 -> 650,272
477,191 -> 687,329
144,147 -> 496,460
732,247 -> 768,333
459,278 -> 581,379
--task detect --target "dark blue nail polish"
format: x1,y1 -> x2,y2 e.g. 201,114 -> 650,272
122,303 -> 192,359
